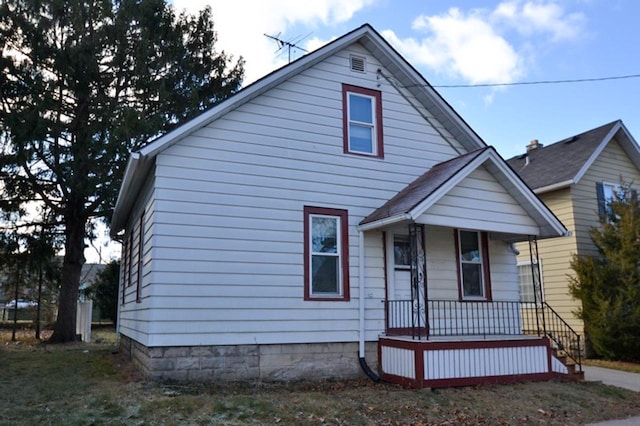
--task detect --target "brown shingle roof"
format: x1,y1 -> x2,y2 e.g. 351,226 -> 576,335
360,147 -> 490,225
506,121 -> 620,191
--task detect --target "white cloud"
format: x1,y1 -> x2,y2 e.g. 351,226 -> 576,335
383,8 -> 524,85
381,1 -> 585,87
493,0 -> 586,41
172,0 -> 375,84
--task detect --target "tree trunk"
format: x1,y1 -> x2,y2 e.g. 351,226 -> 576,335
48,214 -> 86,343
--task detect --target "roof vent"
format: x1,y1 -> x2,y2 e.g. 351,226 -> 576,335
564,135 -> 580,144
350,55 -> 366,73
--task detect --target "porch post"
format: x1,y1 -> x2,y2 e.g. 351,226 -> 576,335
409,223 -> 427,339
528,235 -> 546,336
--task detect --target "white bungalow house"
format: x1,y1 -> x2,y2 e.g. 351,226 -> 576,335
111,24 -> 581,388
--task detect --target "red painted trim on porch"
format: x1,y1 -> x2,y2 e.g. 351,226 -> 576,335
379,336 -> 557,389
379,336 -> 548,351
425,372 -> 555,388
382,372 -> 421,388
386,327 -> 428,336
545,337 -> 553,372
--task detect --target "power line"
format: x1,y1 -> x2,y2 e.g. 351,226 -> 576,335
430,73 -> 640,88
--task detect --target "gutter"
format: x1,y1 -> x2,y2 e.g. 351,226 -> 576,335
533,179 -> 574,195
111,152 -> 141,236
358,230 -> 380,382
357,213 -> 412,232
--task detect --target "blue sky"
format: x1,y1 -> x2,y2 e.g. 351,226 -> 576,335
174,0 -> 639,159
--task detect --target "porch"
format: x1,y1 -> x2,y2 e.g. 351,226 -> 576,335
379,299 -> 583,388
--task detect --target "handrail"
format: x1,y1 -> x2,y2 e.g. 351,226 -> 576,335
385,299 -> 582,371
542,302 -> 582,371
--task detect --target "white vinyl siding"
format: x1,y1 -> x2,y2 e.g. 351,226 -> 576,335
120,44 -> 465,347
425,226 -> 518,302
118,172 -> 155,346
420,166 -> 539,234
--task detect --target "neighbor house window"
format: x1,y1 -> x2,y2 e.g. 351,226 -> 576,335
455,230 -> 491,300
304,206 -> 350,301
518,261 -> 543,304
342,84 -> 383,157
596,181 -> 629,220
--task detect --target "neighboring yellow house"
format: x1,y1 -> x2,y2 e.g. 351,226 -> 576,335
507,120 -> 640,350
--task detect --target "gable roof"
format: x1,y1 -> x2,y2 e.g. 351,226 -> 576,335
360,148 -> 487,226
506,120 -> 640,193
111,24 -> 487,235
359,146 -> 567,239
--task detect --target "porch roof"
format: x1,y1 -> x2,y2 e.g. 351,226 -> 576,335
358,146 -> 568,240
361,148 -> 486,226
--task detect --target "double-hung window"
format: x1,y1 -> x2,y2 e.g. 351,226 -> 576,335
596,181 -> 624,220
518,261 -> 543,304
342,84 -> 383,158
455,230 -> 491,300
304,206 -> 350,301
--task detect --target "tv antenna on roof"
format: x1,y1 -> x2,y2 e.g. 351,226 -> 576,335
264,32 -> 310,63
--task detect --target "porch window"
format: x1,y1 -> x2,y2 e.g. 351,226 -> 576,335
455,230 -> 491,300
342,84 -> 383,158
518,261 -> 543,304
304,206 -> 350,301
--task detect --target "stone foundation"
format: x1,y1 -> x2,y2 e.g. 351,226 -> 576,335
119,335 -> 379,382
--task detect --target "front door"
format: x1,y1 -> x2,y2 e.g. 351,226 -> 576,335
386,226 -> 427,335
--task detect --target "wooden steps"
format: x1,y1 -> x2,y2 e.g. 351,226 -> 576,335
553,349 -> 584,381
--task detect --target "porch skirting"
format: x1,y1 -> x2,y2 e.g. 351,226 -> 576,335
119,334 -> 379,382
379,336 -> 566,388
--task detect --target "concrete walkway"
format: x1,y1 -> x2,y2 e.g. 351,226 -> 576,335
584,365 -> 640,426
583,366 -> 640,392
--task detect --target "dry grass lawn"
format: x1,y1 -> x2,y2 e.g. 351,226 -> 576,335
1,326 -> 640,425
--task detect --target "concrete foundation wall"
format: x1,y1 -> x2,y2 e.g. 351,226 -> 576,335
119,334 -> 379,382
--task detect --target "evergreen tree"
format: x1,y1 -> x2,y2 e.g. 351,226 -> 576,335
569,184 -> 640,361
0,0 -> 244,342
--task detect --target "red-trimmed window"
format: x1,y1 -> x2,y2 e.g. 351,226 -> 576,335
455,229 -> 491,301
342,84 -> 383,158
304,206 -> 350,301
121,236 -> 129,305
136,211 -> 145,303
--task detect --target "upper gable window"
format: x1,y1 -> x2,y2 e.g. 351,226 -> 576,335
342,84 -> 383,158
596,181 -> 626,220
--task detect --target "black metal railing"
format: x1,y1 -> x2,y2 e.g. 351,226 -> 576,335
385,299 -> 582,370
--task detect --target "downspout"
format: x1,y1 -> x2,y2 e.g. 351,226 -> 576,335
358,230 -> 381,382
